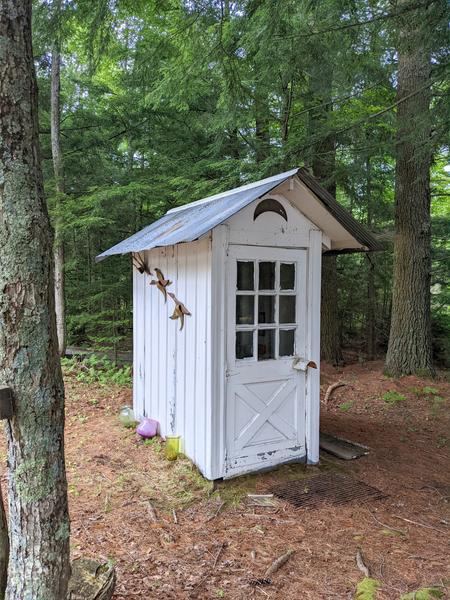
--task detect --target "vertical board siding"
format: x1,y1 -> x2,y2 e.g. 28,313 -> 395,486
133,259 -> 145,419
305,230 -> 322,464
134,239 -> 212,476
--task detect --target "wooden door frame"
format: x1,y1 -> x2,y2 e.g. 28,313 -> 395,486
209,226 -> 323,479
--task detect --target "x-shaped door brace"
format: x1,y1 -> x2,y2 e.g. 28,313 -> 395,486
234,380 -> 297,451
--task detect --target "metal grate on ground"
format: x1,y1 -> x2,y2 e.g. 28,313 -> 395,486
269,472 -> 386,509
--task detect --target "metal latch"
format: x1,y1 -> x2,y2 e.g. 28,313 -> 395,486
292,358 -> 317,372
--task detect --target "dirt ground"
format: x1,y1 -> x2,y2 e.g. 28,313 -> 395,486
61,361 -> 450,599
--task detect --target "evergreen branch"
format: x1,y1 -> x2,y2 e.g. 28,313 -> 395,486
290,78 -> 390,120
275,0 -> 437,39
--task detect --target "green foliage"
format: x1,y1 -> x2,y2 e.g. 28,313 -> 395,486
339,401 -> 353,412
400,588 -> 444,600
61,355 -> 132,386
354,578 -> 380,600
32,0 -> 449,359
382,390 -> 406,405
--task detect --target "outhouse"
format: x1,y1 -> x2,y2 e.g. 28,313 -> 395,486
97,167 -> 379,479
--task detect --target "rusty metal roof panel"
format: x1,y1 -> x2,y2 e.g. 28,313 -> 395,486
95,168 -> 298,261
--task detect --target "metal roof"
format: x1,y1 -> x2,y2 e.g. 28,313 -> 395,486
95,168 -> 298,261
96,167 -> 381,261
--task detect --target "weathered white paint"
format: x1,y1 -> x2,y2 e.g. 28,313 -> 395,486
133,238 -> 213,477
305,229 -> 322,464
133,187 -> 324,479
223,245 -> 308,478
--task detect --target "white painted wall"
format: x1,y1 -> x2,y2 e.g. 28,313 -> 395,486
133,237 -> 213,477
133,191 -> 322,479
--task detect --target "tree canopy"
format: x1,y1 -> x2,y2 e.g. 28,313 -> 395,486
33,0 -> 450,364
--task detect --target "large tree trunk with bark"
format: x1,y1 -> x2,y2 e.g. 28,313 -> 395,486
0,486 -> 8,600
384,2 -> 434,377
51,2 -> 66,357
0,2 -> 71,598
308,60 -> 343,366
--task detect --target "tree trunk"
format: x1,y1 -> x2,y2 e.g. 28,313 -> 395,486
0,485 -> 8,600
366,255 -> 376,360
254,90 -> 270,163
365,156 -> 376,360
384,2 -> 434,377
0,2 -> 71,598
308,61 -> 343,365
51,13 -> 66,357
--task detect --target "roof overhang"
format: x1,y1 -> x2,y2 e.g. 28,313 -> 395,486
96,167 -> 382,262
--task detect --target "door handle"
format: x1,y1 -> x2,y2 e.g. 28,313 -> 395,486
292,357 -> 317,371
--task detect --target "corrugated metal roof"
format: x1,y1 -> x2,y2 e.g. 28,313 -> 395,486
95,168 -> 298,261
96,167 -> 381,261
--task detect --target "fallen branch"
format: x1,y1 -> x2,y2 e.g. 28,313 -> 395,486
323,382 -> 347,407
264,549 -> 295,578
356,548 -> 370,577
206,500 -> 225,522
367,509 -> 406,535
393,515 -> 447,534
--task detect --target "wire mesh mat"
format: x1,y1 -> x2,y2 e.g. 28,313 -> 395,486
270,472 -> 386,508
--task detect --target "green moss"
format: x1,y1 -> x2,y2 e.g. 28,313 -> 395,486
15,458 -> 54,503
400,587 -> 444,599
354,578 -> 380,600
55,519 -> 70,541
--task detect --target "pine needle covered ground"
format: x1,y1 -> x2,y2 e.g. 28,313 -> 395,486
19,362 -> 448,599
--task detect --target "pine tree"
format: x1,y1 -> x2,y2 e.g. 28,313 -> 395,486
385,0 -> 441,376
0,1 -> 70,597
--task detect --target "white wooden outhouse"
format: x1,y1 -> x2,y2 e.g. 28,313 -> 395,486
97,168 -> 379,479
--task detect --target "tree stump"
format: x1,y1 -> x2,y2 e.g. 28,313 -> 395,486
67,558 -> 116,600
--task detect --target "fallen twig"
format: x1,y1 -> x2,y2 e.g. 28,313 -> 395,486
213,542 -> 226,568
367,509 -> 406,535
264,549 -> 295,578
147,502 -> 157,523
206,500 -> 225,522
323,382 -> 347,407
172,509 -> 178,524
356,548 -> 370,577
393,515 -> 447,534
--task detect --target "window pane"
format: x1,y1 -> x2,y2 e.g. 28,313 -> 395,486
258,262 -> 275,290
280,263 -> 295,290
236,331 -> 254,359
258,329 -> 275,360
279,329 -> 295,357
236,295 -> 254,325
237,261 -> 254,291
279,295 -> 296,324
258,295 -> 275,324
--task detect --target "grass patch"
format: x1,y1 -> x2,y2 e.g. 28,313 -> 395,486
382,390 -> 406,405
339,401 -> 353,412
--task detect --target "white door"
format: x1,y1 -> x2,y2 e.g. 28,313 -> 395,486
225,245 -> 308,477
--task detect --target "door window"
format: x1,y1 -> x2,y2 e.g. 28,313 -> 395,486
235,260 -> 297,361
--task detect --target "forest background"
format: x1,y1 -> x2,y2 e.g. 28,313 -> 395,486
33,0 -> 450,366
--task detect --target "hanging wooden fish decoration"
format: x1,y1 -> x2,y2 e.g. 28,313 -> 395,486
168,292 -> 191,331
132,252 -> 153,276
150,267 -> 172,302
